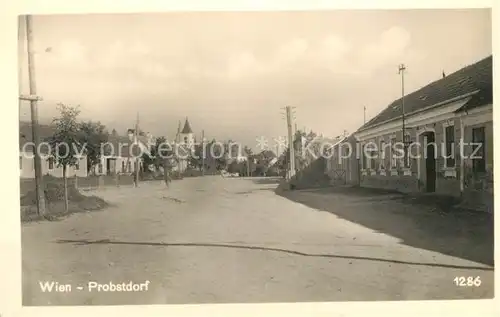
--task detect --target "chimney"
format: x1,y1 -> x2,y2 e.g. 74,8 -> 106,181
442,70 -> 446,78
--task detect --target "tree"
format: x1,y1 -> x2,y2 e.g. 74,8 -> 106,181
227,160 -> 240,174
78,120 -> 108,174
47,104 -> 82,213
243,146 -> 253,176
142,136 -> 175,173
189,143 -> 204,171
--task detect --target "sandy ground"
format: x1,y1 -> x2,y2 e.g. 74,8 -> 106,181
21,176 -> 494,305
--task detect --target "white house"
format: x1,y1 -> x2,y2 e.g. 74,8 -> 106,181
93,129 -> 152,176
19,122 -> 88,179
353,55 -> 492,208
19,149 -> 88,179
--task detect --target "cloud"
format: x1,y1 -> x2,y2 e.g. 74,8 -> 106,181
317,35 -> 351,61
36,26 -> 418,89
57,40 -> 88,64
35,39 -> 90,71
356,26 -> 414,75
272,38 -> 309,66
88,40 -> 178,82
219,35 -> 354,80
221,38 -> 309,80
128,41 -> 151,56
309,35 -> 352,74
225,51 -> 263,79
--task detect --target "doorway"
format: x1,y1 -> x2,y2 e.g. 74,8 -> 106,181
106,158 -> 116,175
425,132 -> 436,192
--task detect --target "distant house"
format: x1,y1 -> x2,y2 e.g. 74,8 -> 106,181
353,55 -> 492,209
324,134 -> 359,186
19,122 -> 88,179
95,129 -> 152,176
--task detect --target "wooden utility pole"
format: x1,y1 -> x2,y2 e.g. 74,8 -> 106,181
134,112 -> 140,187
285,106 -> 296,180
24,15 -> 47,216
398,64 -> 407,167
363,106 -> 366,124
201,129 -> 205,176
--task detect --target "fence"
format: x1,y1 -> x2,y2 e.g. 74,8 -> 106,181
20,174 -> 135,195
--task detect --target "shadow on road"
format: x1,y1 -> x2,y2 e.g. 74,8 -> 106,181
250,177 -> 283,185
233,188 -> 276,195
55,239 -> 492,271
275,186 -> 494,266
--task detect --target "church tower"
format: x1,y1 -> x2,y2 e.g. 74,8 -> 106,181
180,117 -> 194,150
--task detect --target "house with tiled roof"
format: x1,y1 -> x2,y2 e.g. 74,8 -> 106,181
19,122 -> 153,178
19,122 -> 88,178
324,132 -> 360,186
96,129 -> 153,176
353,55 -> 493,210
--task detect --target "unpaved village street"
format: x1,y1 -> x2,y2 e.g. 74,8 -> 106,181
22,176 -> 493,305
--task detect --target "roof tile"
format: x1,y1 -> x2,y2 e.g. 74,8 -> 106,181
361,55 -> 492,130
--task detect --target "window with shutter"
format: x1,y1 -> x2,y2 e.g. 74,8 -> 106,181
404,133 -> 412,168
48,157 -> 55,170
390,137 -> 397,168
379,140 -> 385,169
445,125 -> 455,168
472,127 -> 486,173
362,144 -> 367,169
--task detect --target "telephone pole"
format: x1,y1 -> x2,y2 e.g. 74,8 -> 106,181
134,112 -> 140,187
363,106 -> 366,124
201,129 -> 205,176
398,63 -> 407,167
285,106 -> 296,180
22,15 -> 46,216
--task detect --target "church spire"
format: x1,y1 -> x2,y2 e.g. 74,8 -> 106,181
181,117 -> 193,134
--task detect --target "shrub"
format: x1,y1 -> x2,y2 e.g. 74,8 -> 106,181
20,181 -> 87,206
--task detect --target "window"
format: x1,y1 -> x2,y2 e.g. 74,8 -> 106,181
48,157 -> 54,170
370,147 -> 376,170
379,140 -> 386,169
404,133 -> 412,168
363,142 -> 377,170
390,137 -> 397,168
361,144 -> 367,169
472,127 -> 486,173
98,163 -> 103,174
75,158 -> 80,171
127,161 -> 131,173
444,125 -> 455,168
342,145 -> 350,169
122,161 -> 126,173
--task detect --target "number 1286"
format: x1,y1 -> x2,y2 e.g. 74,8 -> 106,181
453,276 -> 482,287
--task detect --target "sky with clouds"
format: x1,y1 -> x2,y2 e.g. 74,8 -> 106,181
18,9 -> 491,151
